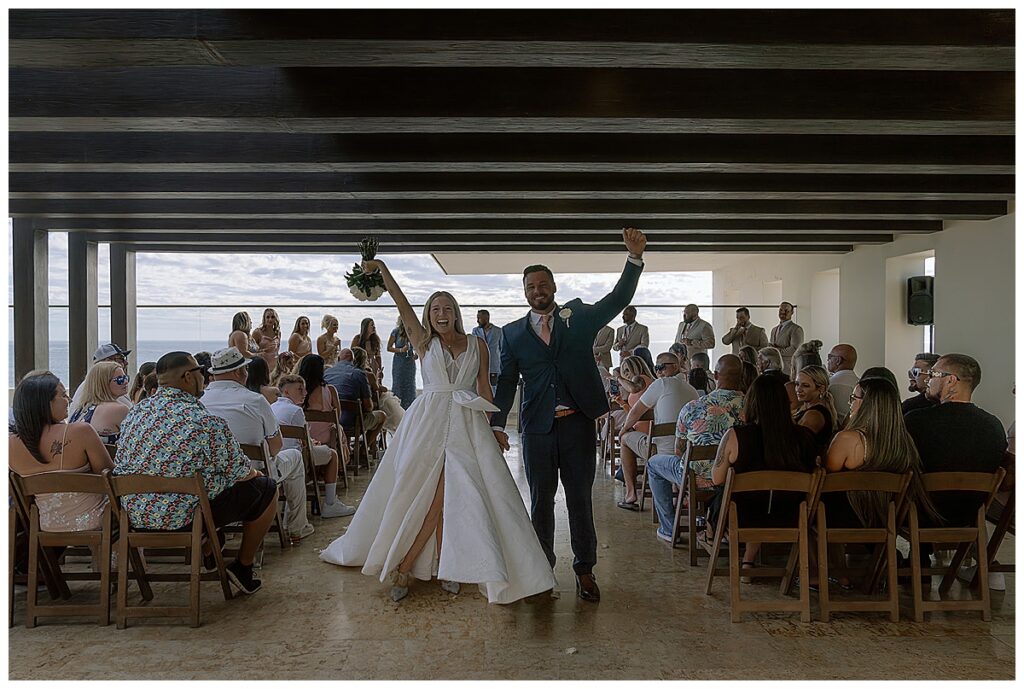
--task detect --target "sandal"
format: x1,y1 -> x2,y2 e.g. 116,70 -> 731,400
617,499 -> 640,512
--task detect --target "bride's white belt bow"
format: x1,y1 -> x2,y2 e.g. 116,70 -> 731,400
421,384 -> 500,412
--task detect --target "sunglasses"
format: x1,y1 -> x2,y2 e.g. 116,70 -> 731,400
111,375 -> 130,385
653,363 -> 676,372
927,370 -> 956,380
849,392 -> 864,404
908,367 -> 931,379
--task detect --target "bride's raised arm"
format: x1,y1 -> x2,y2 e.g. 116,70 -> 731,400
361,260 -> 429,350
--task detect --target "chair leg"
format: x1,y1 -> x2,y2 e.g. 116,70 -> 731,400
9,507 -> 16,628
671,480 -> 686,549
190,520 -> 202,628
779,544 -> 799,597
688,480 -> 700,567
117,524 -> 130,629
977,512 -> 992,622
939,542 -> 971,594
799,506 -> 811,623
886,509 -> 899,622
909,507 -> 925,623
728,506 -> 742,623
704,499 -> 729,596
127,547 -> 153,601
638,469 -> 648,512
25,517 -> 39,629
274,502 -> 289,550
817,506 -> 830,622
98,526 -> 111,626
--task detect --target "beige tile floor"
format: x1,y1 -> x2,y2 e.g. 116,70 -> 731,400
9,435 -> 1015,680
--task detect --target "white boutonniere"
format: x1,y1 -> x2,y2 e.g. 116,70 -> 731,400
559,307 -> 573,328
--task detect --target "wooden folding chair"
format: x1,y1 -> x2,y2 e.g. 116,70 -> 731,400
302,407 -> 351,486
9,474 -> 68,626
637,421 -> 674,515
109,473 -> 233,628
103,443 -> 117,460
705,468 -> 824,623
280,423 -> 326,516
239,442 -> 290,549
978,483 -> 1015,587
338,400 -> 370,475
906,469 -> 1005,622
13,469 -> 123,627
668,443 -> 719,561
815,471 -> 911,622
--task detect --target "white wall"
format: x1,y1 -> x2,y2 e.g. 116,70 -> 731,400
713,210 -> 1015,426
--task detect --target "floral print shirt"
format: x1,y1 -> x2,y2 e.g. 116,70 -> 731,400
115,386 -> 251,530
675,388 -> 745,478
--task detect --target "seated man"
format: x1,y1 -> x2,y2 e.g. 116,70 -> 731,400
201,347 -> 317,542
905,353 -> 1006,527
903,352 -> 940,415
645,355 -> 746,542
616,352 -> 698,510
116,351 -> 277,595
324,348 -> 386,457
271,373 -> 355,517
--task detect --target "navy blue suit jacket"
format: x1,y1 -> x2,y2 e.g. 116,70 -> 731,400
492,259 -> 643,435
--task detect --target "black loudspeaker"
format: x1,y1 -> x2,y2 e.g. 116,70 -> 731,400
907,276 -> 934,325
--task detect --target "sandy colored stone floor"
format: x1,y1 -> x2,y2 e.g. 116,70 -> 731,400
8,434 -> 1015,680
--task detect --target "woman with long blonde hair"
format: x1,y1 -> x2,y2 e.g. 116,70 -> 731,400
792,364 -> 839,455
68,361 -> 131,444
317,314 -> 341,367
288,315 -> 313,359
251,307 -> 282,369
319,259 -> 556,606
228,311 -> 258,357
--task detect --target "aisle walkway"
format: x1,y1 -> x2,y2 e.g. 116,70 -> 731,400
9,435 -> 1015,680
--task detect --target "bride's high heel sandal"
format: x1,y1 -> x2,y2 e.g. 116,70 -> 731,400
440,580 -> 460,595
390,571 -> 410,602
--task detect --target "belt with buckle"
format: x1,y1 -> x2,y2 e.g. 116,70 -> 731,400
554,408 -> 577,419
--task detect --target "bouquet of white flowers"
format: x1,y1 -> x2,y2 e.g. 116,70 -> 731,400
345,238 -> 386,301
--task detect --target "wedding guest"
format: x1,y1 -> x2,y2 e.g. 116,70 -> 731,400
769,301 -> 804,376
593,324 -> 615,370
300,353 -> 345,449
612,306 -> 649,361
322,350 -> 386,460
251,308 -> 282,369
351,317 -> 383,381
903,352 -> 940,415
615,352 -> 698,510
272,374 -> 355,518
688,367 -> 713,396
244,355 -> 280,405
141,372 -> 158,400
318,315 -> 342,367
860,366 -> 900,391
71,343 -> 133,410
674,304 -> 715,360
288,315 -> 313,359
194,351 -> 213,389
792,364 -> 839,455
9,372 -> 113,532
68,361 -> 132,444
740,360 -> 758,393
387,317 -> 418,409
785,340 -> 824,408
670,344 -> 691,376
756,346 -> 788,381
737,345 -> 758,369
270,350 -> 298,388
632,346 -> 656,380
609,355 -> 654,437
827,343 -> 860,420
128,361 -> 156,403
471,310 -> 502,392
721,307 -> 769,355
228,312 -> 258,358
353,346 -> 403,436
118,352 -> 277,594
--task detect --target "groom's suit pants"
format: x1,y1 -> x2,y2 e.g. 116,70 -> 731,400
521,412 -> 597,575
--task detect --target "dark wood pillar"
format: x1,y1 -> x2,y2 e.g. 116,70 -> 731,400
109,244 -> 137,375
11,219 -> 49,383
68,233 -> 98,391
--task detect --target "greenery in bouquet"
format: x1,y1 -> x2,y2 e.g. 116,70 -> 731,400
345,238 -> 386,301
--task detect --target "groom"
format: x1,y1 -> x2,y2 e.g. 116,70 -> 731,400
491,227 -> 646,602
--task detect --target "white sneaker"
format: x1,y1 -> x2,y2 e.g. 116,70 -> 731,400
320,501 -> 356,518
290,523 -> 315,542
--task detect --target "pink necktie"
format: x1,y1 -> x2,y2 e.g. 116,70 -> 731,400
540,314 -> 552,345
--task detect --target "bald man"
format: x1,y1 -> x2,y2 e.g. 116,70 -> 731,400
827,343 -> 860,419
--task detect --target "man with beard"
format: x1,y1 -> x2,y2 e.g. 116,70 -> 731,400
674,303 -> 716,360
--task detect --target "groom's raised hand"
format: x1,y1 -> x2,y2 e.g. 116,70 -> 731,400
623,227 -> 647,257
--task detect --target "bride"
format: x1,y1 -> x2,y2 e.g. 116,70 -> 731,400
319,259 -> 557,604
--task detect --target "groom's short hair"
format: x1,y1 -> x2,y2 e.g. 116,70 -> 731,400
523,264 -> 554,283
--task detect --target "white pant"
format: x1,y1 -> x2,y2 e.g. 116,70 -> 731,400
266,448 -> 308,534
311,444 -> 333,467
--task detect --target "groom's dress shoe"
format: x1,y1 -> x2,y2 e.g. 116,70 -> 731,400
576,573 -> 600,602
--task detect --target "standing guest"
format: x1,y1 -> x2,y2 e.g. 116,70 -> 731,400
674,304 -> 716,360
792,364 -> 839,455
272,374 -> 356,518
251,308 -> 282,369
117,352 -> 278,595
228,312 -> 258,358
288,316 -> 313,359
351,318 -> 383,382
593,325 -> 615,370
471,310 -> 503,393
270,351 -> 298,388
244,356 -> 280,405
827,343 -> 861,420
9,372 -> 113,533
769,301 -> 804,376
194,351 -> 213,389
71,343 -> 133,410
202,347 -> 315,543
323,349 -> 386,462
128,361 -> 157,404
756,346 -> 788,381
68,361 -> 131,444
903,352 -> 940,415
387,317 -> 418,409
905,354 -> 1006,527
737,345 -> 759,369
299,354 -> 345,449
616,352 -> 698,510
612,306 -> 649,361
721,307 -> 769,355
318,315 -> 342,367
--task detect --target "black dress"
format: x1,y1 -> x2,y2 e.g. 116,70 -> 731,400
794,403 -> 835,455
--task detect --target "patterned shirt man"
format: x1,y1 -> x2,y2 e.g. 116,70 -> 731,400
115,386 -> 251,529
675,388 -> 745,479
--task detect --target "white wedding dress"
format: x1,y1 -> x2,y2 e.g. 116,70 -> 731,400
319,334 -> 556,604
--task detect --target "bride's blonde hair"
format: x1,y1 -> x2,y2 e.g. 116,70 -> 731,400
420,291 -> 465,351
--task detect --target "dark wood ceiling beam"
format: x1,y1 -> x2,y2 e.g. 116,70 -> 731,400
10,132 -> 1013,166
9,39 -> 1013,70
11,10 -> 1013,45
24,217 -> 943,232
9,198 -> 1006,217
113,242 -> 855,254
10,172 -> 1012,195
10,117 -> 1013,136
11,67 -> 1013,120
